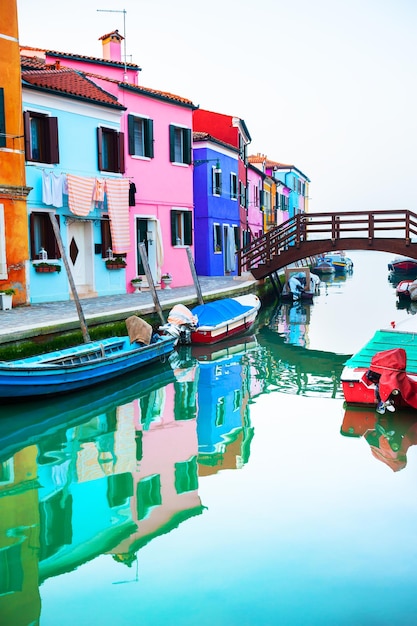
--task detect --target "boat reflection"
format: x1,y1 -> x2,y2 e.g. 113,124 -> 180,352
341,406 -> 417,472
258,304 -> 350,398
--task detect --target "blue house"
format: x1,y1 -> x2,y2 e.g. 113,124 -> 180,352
192,132 -> 240,277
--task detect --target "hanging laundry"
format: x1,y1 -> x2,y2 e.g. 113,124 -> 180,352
93,178 -> 105,209
105,178 -> 130,253
129,181 -> 137,206
67,174 -> 96,217
42,170 -> 53,205
51,172 -> 65,208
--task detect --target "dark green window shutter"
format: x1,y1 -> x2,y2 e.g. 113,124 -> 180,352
127,114 -> 135,155
46,117 -> 59,164
183,128 -> 191,164
146,119 -> 154,158
0,89 -> 5,148
118,131 -> 125,173
169,125 -> 175,162
184,211 -> 193,245
23,111 -> 31,159
97,127 -> 103,170
171,210 -> 177,245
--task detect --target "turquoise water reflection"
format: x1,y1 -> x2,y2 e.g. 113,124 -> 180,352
2,251 -> 417,625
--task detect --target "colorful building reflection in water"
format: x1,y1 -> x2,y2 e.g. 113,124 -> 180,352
0,338 -> 265,625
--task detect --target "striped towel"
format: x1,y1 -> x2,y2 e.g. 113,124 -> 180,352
67,174 -> 95,216
105,178 -> 130,253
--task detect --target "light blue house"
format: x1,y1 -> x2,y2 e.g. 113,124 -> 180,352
22,55 -> 129,303
266,162 -> 310,219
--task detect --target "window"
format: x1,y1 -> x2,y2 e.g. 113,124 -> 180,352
0,88 -> 5,149
100,216 -> 113,258
127,114 -> 154,158
97,126 -> 124,173
175,457 -> 198,494
230,173 -> 238,200
212,165 -> 222,196
171,209 -> 193,246
169,124 -> 191,164
213,223 -> 222,252
233,226 -> 240,251
215,397 -> 225,427
23,110 -> 59,164
239,181 -> 246,207
0,204 -> 6,278
0,459 -> 13,485
30,212 -> 61,260
254,185 -> 259,208
0,543 -> 23,595
136,474 -> 161,521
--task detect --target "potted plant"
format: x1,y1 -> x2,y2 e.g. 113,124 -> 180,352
105,256 -> 127,270
34,262 -> 62,273
0,288 -> 15,311
161,272 -> 173,289
130,276 -> 142,293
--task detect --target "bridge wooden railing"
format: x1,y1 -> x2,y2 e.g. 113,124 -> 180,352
238,209 -> 417,278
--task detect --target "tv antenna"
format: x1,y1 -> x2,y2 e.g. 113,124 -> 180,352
97,8 -> 127,76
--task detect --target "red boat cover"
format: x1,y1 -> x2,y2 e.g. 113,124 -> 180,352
369,348 -> 417,409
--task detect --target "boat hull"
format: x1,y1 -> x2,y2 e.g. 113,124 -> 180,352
0,335 -> 176,398
190,295 -> 261,345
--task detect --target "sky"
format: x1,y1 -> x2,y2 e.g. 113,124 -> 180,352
16,0 -> 417,214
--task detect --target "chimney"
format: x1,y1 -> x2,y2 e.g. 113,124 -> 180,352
99,30 -> 124,62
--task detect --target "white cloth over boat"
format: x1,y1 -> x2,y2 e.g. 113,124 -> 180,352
167,304 -> 198,327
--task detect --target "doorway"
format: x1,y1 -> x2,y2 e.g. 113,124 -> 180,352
136,218 -> 157,281
67,220 -> 94,297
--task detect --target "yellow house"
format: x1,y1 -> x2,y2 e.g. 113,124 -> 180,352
0,0 -> 31,305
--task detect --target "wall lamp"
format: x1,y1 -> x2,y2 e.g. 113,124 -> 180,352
193,158 -> 221,172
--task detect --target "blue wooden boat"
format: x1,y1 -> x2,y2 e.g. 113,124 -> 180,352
0,332 -> 176,399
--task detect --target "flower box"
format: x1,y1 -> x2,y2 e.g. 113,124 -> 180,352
106,257 -> 127,270
34,263 -> 61,273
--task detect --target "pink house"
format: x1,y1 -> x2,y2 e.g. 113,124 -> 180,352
21,33 -> 197,289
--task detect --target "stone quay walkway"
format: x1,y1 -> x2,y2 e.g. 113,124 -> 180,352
0,274 -> 259,345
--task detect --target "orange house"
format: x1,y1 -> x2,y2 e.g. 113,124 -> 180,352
0,1 -> 31,305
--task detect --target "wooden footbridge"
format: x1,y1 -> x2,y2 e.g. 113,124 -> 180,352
238,209 -> 417,279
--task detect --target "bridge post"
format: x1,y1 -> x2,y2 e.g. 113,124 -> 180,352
406,211 -> 410,244
368,213 -> 374,244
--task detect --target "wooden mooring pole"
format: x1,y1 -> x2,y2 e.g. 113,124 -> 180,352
186,246 -> 204,305
138,243 -> 165,325
49,213 -> 91,343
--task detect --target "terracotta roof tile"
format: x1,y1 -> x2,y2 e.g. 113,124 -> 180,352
20,44 -> 139,69
83,71 -> 195,107
20,54 -> 46,69
193,131 -> 237,152
21,68 -> 124,108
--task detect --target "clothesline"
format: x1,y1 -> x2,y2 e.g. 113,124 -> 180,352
41,171 -> 135,253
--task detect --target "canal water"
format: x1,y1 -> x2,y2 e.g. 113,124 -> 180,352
1,250 -> 417,626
